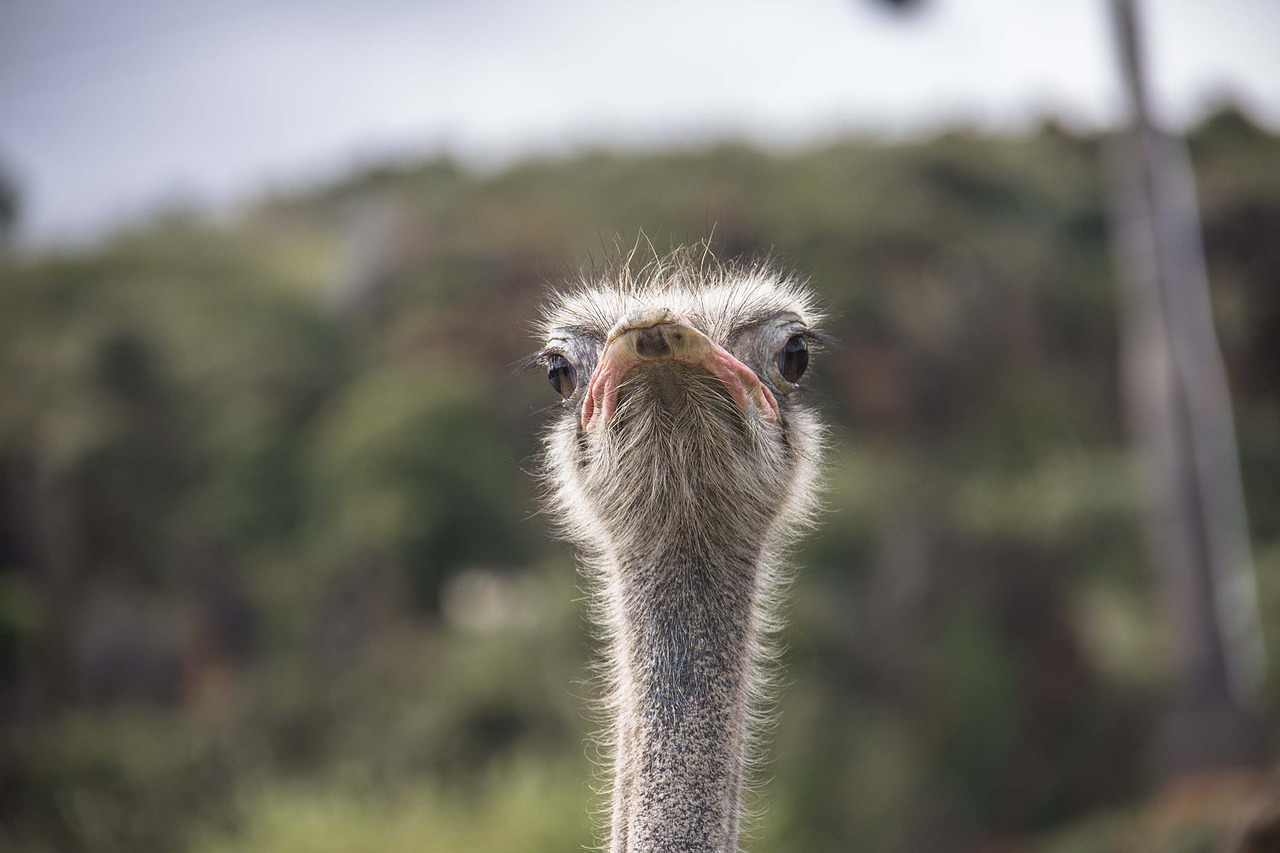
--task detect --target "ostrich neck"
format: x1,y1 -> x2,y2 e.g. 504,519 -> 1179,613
604,537 -> 765,853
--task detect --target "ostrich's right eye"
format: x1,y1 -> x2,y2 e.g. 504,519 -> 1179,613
547,354 -> 576,398
777,335 -> 809,383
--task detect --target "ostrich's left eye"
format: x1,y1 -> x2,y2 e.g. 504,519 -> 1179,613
547,354 -> 577,398
777,335 -> 809,383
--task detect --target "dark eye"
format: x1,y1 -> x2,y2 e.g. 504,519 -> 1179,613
547,354 -> 576,398
777,335 -> 809,383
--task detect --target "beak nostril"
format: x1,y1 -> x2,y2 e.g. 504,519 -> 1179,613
634,328 -> 672,359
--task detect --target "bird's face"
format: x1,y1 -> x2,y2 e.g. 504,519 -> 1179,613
534,261 -> 826,557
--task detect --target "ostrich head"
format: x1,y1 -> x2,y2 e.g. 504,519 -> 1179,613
533,251 -> 825,853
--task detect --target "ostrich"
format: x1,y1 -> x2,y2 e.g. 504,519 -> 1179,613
532,251 -> 826,853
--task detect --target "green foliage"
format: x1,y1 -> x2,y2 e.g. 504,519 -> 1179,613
308,366 -> 531,608
1,111 -> 1278,852
189,758 -> 594,853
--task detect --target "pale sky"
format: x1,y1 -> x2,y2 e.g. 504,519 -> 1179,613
2,0 -> 1279,245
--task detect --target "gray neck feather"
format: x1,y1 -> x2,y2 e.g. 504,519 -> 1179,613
604,538 -> 766,853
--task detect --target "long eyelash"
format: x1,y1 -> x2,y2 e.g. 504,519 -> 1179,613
800,329 -> 835,350
513,352 -> 550,375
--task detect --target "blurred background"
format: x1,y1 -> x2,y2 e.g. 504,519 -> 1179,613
2,1 -> 1279,851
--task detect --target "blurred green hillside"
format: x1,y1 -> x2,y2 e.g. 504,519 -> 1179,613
1,108 -> 1279,852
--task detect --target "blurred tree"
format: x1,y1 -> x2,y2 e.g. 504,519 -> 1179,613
309,366 -> 532,613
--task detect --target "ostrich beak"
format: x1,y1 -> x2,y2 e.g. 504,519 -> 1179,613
582,308 -> 779,431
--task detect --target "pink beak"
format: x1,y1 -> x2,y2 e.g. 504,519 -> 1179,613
581,308 -> 780,431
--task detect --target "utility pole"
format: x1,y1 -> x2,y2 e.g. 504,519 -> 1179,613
1106,0 -> 1266,777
